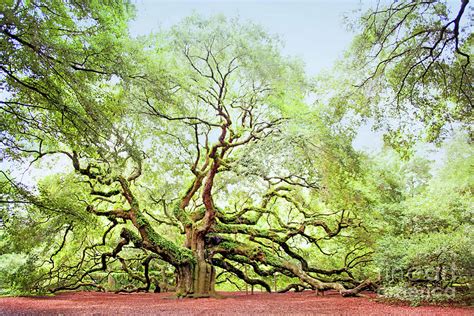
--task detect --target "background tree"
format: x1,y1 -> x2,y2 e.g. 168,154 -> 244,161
0,0 -> 134,155
320,0 -> 472,150
0,0 -> 146,293
370,135 -> 473,303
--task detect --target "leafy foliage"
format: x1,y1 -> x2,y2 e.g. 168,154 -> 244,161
0,1 -> 472,303
318,0 -> 472,150
373,135 -> 473,302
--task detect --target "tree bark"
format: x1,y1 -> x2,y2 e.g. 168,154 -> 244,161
176,230 -> 216,297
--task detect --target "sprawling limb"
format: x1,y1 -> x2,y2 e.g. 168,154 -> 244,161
277,283 -> 309,293
212,240 -> 373,295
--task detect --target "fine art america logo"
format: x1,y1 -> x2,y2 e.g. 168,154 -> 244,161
380,263 -> 459,300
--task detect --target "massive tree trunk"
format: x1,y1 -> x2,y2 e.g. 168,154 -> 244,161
192,236 -> 216,297
175,264 -> 194,296
176,229 -> 216,297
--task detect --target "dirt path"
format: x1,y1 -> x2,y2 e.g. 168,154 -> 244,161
0,291 -> 472,315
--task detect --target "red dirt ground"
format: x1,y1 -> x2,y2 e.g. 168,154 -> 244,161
0,291 -> 472,315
